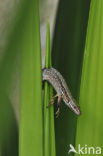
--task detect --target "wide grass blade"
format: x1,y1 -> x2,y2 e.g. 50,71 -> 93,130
43,22 -> 56,156
75,0 -> 103,155
0,1 -> 26,155
52,0 -> 91,155
19,0 -> 43,156
0,94 -> 18,156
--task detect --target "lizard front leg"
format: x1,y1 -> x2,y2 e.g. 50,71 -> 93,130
56,95 -> 62,118
46,94 -> 58,108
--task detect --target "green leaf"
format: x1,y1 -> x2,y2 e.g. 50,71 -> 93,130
75,0 -> 103,154
52,0 -> 91,156
19,0 -> 43,156
0,1 -> 26,156
0,94 -> 18,156
43,22 -> 56,156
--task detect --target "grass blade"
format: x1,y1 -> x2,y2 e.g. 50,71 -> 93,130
52,0 -> 90,155
19,0 -> 43,156
75,0 -> 103,155
43,22 -> 56,156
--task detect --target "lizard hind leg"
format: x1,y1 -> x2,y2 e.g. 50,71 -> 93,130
56,95 -> 62,118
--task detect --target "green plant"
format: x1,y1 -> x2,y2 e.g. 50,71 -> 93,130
75,1 -> 103,155
52,0 -> 90,155
19,0 -> 43,156
43,22 -> 56,156
1,0 -> 103,156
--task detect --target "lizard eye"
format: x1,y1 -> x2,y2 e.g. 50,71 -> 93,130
74,106 -> 77,109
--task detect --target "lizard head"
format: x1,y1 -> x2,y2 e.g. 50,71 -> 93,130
64,99 -> 81,116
